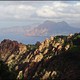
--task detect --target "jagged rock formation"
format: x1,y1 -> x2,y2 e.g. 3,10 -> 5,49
0,33 -> 80,80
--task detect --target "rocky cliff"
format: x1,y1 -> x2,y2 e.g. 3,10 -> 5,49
0,33 -> 80,80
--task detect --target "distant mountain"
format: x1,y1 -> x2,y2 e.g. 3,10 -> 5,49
25,20 -> 80,36
0,20 -> 80,37
0,23 -> 39,35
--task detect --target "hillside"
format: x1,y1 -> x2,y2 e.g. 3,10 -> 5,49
0,33 -> 80,80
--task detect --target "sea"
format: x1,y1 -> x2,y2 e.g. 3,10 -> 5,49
0,33 -> 50,44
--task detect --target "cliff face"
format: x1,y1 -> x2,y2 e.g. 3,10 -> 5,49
0,33 -> 80,80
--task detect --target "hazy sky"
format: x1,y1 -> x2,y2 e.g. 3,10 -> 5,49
0,1 -> 80,28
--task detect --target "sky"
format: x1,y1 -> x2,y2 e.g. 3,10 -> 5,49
0,1 -> 80,28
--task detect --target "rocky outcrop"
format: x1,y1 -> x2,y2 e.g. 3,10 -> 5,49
19,44 -> 27,54
0,39 -> 19,61
0,33 -> 80,80
0,39 -> 27,61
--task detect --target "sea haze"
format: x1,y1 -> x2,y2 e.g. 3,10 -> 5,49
0,20 -> 80,44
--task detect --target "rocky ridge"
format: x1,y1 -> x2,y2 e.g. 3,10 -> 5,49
0,33 -> 80,80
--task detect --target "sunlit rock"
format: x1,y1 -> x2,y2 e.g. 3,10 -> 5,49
19,44 -> 27,54
68,34 -> 73,39
15,65 -> 18,70
51,71 -> 57,79
43,48 -> 49,55
61,39 -> 64,44
44,38 -> 50,47
32,53 -> 43,62
65,44 -> 70,51
42,71 -> 51,80
17,71 -> 23,80
54,43 -> 60,48
41,42 -> 44,46
38,45 -> 43,51
7,54 -> 15,61
57,45 -> 62,51
69,34 -> 73,37
50,36 -> 54,41
7,60 -> 13,65
52,47 -> 55,52
34,49 -> 39,55
44,38 -> 50,44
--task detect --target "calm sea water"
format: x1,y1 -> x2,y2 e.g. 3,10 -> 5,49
0,34 -> 49,44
